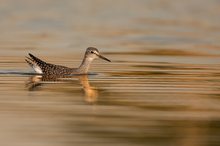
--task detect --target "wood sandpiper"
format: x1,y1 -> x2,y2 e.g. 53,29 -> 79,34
25,47 -> 111,75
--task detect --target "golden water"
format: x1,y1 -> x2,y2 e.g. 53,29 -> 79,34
0,0 -> 220,146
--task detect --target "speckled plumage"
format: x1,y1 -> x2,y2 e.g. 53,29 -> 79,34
25,47 -> 111,76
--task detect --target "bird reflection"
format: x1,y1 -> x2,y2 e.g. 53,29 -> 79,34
77,75 -> 98,103
26,74 -> 98,103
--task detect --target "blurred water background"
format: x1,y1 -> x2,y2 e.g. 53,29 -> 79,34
0,0 -> 220,146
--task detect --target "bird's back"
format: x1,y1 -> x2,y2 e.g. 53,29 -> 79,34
26,53 -> 76,75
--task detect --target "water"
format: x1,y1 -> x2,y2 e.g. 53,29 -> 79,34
0,0 -> 220,146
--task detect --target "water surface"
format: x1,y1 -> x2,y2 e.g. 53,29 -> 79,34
0,0 -> 220,146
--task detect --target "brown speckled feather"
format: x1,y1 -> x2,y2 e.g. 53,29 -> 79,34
26,53 -> 76,75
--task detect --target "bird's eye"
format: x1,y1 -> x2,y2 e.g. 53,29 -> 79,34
91,51 -> 94,54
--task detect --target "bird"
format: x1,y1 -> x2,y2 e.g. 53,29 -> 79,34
25,47 -> 111,76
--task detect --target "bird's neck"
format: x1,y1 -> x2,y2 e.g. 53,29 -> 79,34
77,56 -> 93,74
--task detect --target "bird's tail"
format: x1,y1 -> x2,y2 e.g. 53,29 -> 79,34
25,53 -> 44,74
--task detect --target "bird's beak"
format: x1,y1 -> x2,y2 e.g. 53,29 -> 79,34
98,54 -> 111,62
